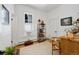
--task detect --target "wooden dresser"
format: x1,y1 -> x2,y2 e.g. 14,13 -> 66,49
59,38 -> 79,55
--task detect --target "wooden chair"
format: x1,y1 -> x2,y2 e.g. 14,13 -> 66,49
51,37 -> 59,54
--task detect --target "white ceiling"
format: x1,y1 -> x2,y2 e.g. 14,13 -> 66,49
26,4 -> 61,12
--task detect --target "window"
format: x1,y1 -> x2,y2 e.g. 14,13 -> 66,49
25,14 -> 32,32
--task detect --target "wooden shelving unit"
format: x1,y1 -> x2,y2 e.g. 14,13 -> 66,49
37,19 -> 46,42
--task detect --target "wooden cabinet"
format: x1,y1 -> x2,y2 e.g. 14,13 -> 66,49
59,39 -> 79,55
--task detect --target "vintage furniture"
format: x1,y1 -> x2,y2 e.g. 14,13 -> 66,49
37,19 -> 46,42
59,18 -> 79,55
51,37 -> 60,54
59,38 -> 79,55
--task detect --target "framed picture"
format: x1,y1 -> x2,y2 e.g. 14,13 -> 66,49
25,14 -> 32,23
61,17 -> 72,26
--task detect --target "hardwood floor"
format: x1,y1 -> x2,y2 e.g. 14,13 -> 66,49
14,39 -> 60,55
15,40 -> 45,49
14,40 -> 52,55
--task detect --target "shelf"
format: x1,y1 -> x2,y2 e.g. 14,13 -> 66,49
37,19 -> 46,41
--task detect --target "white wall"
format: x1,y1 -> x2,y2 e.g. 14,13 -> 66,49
12,5 -> 48,45
47,4 -> 79,38
1,4 -> 79,50
12,4 -> 79,45
0,4 -> 14,50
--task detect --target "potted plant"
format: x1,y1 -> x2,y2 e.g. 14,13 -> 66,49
5,47 -> 15,55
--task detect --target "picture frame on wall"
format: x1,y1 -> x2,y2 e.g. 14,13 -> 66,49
61,17 -> 72,26
25,14 -> 32,23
